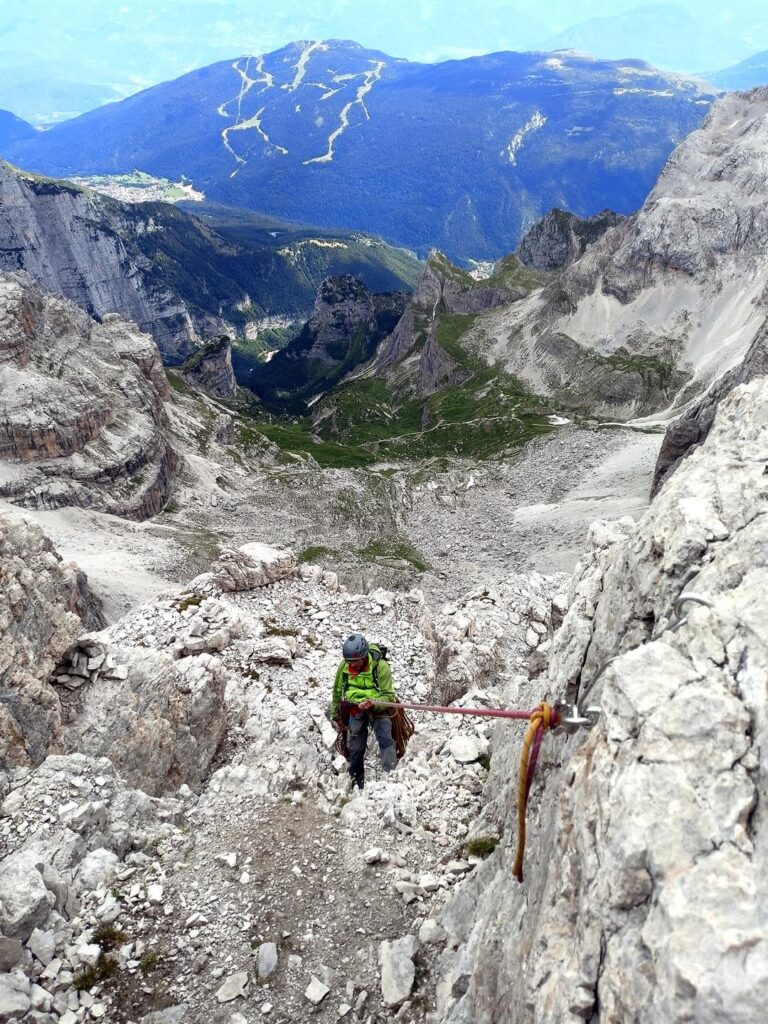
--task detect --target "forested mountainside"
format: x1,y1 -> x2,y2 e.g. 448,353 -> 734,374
5,40 -> 715,262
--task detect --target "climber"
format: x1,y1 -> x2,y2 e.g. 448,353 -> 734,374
331,633 -> 397,790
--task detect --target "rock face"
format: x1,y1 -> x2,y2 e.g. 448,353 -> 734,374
516,208 -> 625,271
474,88 -> 768,419
651,315 -> 768,495
0,161 -> 200,361
181,335 -> 237,398
251,276 -> 407,403
0,509 -> 104,769
58,649 -> 228,796
374,250 -> 543,397
0,272 -> 177,519
189,542 -> 297,596
432,378 -> 768,1024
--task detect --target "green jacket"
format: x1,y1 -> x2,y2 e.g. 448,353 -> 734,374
331,649 -> 396,718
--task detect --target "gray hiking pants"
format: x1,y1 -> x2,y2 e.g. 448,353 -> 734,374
348,712 -> 396,786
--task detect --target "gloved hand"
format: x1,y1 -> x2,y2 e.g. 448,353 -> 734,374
358,699 -> 375,711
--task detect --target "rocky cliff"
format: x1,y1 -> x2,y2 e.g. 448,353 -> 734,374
0,510 -> 104,770
516,208 -> 625,271
472,88 -> 768,419
0,162 -> 200,361
374,249 -> 546,395
651,314 -> 768,495
0,372 -> 763,1019
181,335 -> 237,398
431,377 -> 768,1023
250,275 -> 407,405
0,161 -> 422,367
0,272 -> 177,519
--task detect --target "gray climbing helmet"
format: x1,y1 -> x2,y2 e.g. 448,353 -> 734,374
342,633 -> 369,661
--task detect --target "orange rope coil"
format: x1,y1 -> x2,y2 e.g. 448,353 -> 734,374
513,702 -> 558,883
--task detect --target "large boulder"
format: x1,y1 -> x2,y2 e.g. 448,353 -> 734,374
189,542 -> 297,596
0,509 -> 103,769
59,650 -> 227,796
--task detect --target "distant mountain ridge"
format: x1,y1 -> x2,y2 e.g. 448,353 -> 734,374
707,50 -> 768,91
5,40 -> 716,262
0,109 -> 36,147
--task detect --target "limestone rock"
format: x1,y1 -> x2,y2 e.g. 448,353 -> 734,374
0,854 -> 55,940
258,276 -> 407,403
190,542 -> 297,596
181,336 -> 237,398
215,972 -> 249,1003
432,379 -> 768,1024
652,315 -> 768,496
448,736 -> 480,764
141,1008 -> 188,1024
257,942 -> 278,979
60,650 -> 227,795
0,273 -> 177,519
516,208 -> 624,271
0,973 -> 31,1022
0,509 -> 104,769
379,935 -> 418,1008
0,940 -> 22,973
474,88 -> 768,420
26,929 -> 55,967
75,849 -> 119,892
305,977 -> 330,1004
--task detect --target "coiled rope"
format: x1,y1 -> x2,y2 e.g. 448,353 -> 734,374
372,698 -> 560,883
512,702 -> 558,882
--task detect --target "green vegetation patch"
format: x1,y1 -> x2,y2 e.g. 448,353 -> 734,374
231,308 -> 553,465
180,335 -> 230,373
74,955 -> 119,990
465,836 -> 500,858
297,544 -> 338,564
240,418 -> 376,468
359,539 -> 430,573
139,948 -> 166,976
93,924 -> 128,951
485,254 -> 551,292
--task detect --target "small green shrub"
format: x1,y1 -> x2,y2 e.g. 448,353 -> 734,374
465,836 -> 500,858
74,955 -> 119,990
93,924 -> 127,951
297,544 -> 336,564
140,948 -> 165,975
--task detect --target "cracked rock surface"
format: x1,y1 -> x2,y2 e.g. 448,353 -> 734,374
431,379 -> 768,1024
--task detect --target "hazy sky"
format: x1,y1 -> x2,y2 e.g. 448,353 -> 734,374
2,1 -> 767,120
